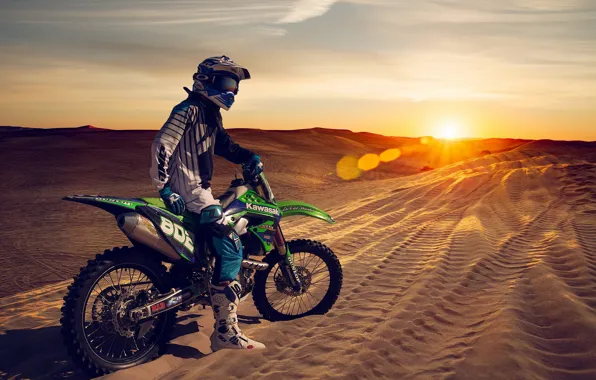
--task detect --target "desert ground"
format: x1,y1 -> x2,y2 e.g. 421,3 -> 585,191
1,127 -> 595,379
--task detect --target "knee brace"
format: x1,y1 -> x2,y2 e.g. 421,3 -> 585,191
198,205 -> 243,283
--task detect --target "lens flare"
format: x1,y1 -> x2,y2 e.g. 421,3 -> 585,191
336,156 -> 361,180
380,148 -> 401,162
358,154 -> 380,171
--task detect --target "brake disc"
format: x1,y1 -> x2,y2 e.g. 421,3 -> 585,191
275,266 -> 311,296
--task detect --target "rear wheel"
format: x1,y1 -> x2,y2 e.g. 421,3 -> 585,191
253,239 -> 342,321
60,247 -> 176,377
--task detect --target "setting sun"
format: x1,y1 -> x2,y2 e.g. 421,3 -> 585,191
435,121 -> 464,140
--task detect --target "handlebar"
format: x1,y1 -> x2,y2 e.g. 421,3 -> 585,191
241,162 -> 264,181
239,165 -> 275,203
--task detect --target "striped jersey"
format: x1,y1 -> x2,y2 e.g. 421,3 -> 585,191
150,90 -> 254,195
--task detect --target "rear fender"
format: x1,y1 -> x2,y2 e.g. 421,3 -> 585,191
63,195 -> 146,216
64,195 -> 197,263
277,200 -> 335,224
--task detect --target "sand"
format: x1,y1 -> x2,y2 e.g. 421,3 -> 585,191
1,128 -> 595,379
0,127 -> 524,298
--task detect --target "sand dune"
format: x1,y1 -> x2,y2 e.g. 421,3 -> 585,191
1,131 -> 595,380
0,127 -> 523,298
113,141 -> 596,380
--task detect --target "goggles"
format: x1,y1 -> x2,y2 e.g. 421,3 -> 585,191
211,75 -> 239,95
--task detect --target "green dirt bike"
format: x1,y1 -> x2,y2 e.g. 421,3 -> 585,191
60,169 -> 342,377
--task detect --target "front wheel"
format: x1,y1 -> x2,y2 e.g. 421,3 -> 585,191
253,239 -> 342,321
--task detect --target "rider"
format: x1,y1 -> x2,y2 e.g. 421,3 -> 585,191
149,55 -> 265,351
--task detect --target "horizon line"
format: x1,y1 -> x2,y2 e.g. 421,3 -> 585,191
2,124 -> 595,144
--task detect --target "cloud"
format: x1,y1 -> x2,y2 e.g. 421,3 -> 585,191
255,26 -> 288,37
277,0 -> 338,23
0,1 -> 289,26
1,0 -> 595,121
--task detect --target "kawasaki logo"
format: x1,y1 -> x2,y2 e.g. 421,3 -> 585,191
246,203 -> 280,216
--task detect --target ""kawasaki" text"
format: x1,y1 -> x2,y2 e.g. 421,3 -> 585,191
247,203 -> 280,216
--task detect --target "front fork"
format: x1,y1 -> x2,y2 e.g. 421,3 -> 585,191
273,226 -> 302,291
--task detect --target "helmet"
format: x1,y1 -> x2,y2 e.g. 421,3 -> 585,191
192,55 -> 251,110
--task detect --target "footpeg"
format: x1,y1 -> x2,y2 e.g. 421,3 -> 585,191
241,259 -> 269,271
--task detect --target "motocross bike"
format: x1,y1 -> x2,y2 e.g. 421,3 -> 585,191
60,167 -> 342,377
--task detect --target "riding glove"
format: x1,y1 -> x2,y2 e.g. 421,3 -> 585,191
159,186 -> 186,215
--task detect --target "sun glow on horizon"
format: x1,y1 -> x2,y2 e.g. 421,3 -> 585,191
434,120 -> 465,140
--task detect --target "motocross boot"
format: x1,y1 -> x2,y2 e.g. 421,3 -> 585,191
209,280 -> 266,351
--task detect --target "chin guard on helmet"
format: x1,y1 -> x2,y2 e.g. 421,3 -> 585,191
191,55 -> 250,110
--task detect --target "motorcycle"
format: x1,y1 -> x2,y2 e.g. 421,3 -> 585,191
60,168 -> 343,377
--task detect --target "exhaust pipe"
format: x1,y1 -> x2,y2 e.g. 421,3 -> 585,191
242,259 -> 269,271
117,212 -> 181,262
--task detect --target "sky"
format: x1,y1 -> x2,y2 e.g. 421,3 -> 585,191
0,0 -> 595,140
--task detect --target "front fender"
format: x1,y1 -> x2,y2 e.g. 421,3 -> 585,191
277,200 -> 335,224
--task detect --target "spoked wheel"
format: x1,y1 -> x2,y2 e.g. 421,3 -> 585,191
84,267 -> 161,362
253,239 -> 342,321
61,247 -> 177,377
